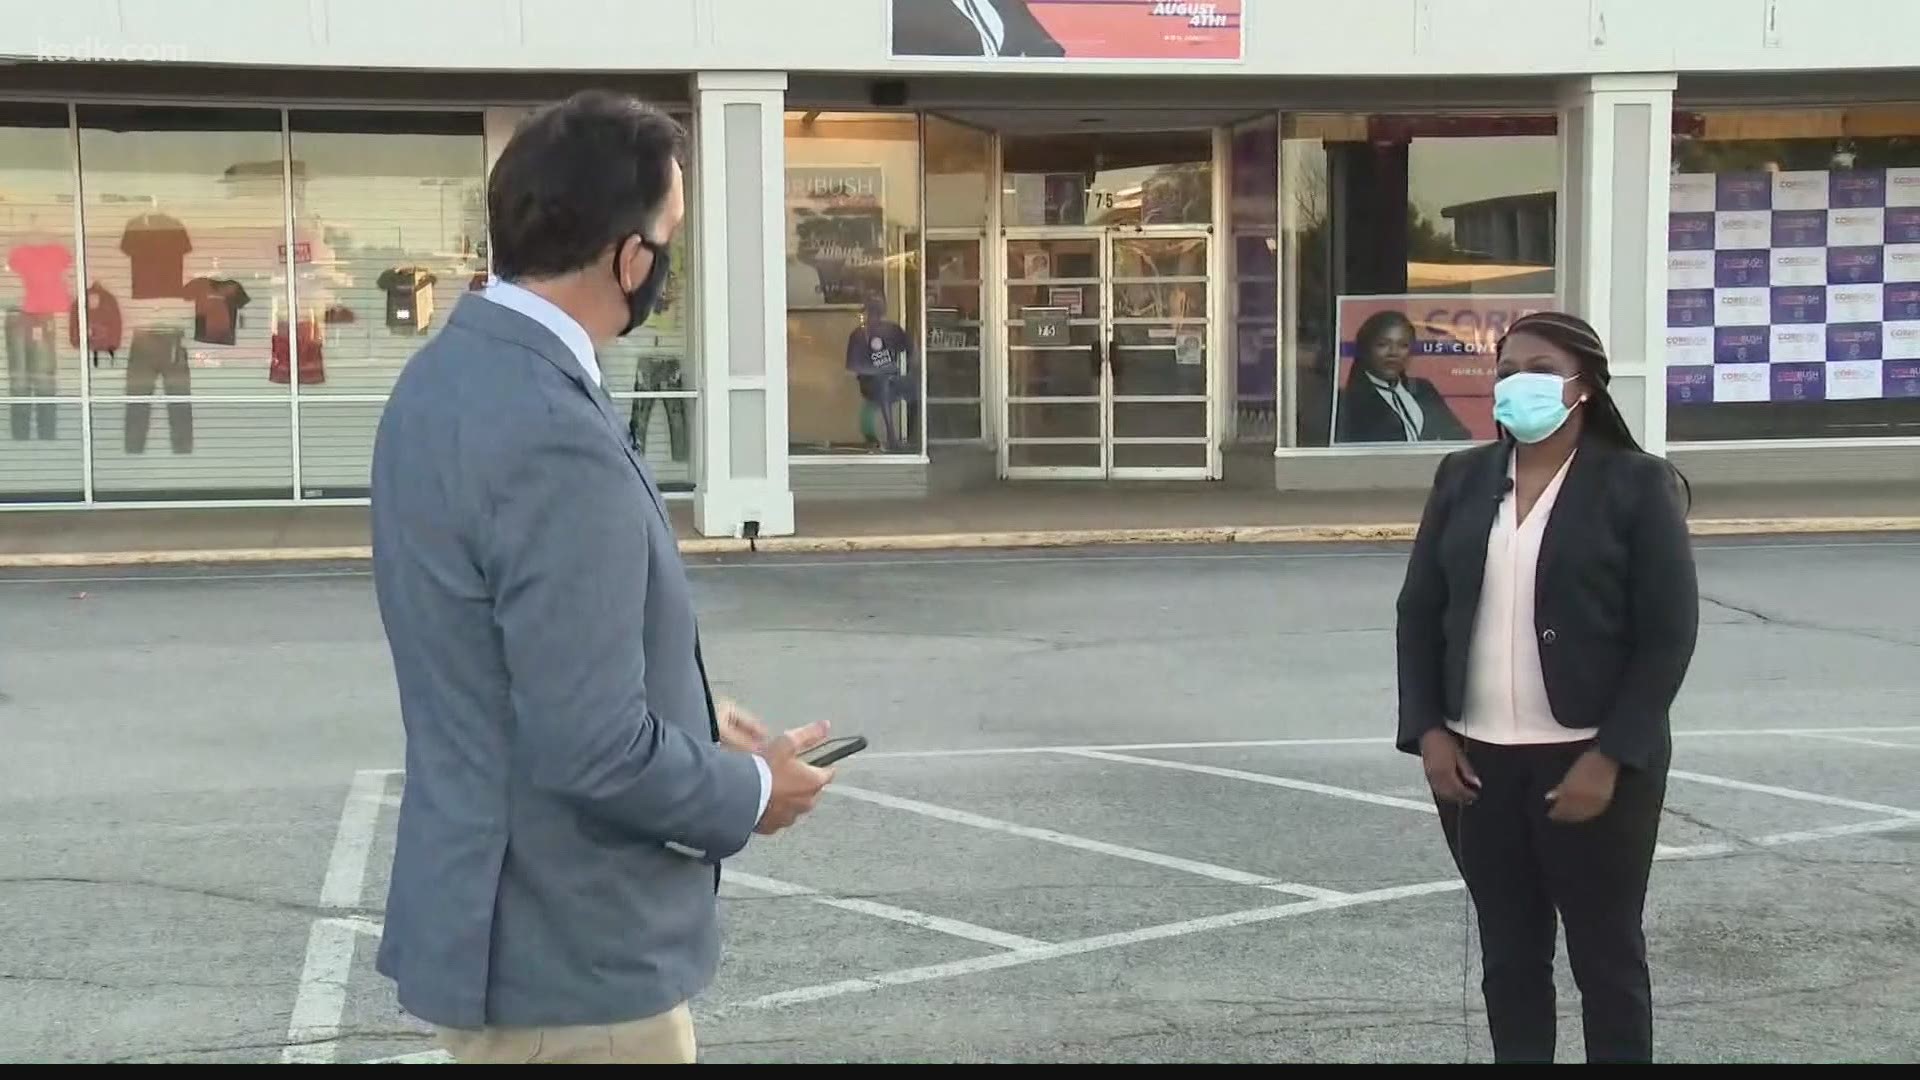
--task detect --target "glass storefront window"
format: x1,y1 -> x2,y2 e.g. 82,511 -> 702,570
1282,113 -> 1559,449
289,110 -> 487,497
1229,116 -> 1278,446
78,105 -> 292,500
1002,129 -> 1212,228
0,103 -> 82,503
785,111 -> 923,457
1667,106 -> 1920,442
924,114 -> 992,444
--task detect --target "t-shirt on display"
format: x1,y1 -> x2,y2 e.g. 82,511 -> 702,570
376,267 -> 438,333
119,213 -> 193,299
181,276 -> 252,346
6,243 -> 74,316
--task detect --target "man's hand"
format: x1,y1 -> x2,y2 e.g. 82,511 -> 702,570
1546,749 -> 1619,824
754,719 -> 836,836
1419,728 -> 1481,806
717,698 -> 769,753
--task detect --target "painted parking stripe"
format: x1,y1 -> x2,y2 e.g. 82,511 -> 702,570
1061,747 -> 1437,814
723,869 -> 1047,952
828,784 -> 1346,901
1670,769 -> 1920,819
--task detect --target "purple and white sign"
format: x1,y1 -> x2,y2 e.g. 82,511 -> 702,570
1885,359 -> 1920,398
1667,167 -> 1920,405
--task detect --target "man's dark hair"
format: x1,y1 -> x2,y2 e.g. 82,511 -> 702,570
487,89 -> 685,281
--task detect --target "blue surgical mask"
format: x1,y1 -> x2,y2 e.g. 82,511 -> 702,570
1493,372 -> 1580,443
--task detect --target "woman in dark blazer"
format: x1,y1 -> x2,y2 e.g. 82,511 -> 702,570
1394,311 -> 1698,1064
1336,309 -> 1471,444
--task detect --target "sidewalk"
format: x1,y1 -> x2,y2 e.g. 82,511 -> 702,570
5,480 -> 1919,568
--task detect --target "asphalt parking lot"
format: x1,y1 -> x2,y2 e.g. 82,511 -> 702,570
3,537 -> 1918,1063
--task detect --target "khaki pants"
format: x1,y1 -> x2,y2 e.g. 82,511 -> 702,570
436,1002 -> 696,1064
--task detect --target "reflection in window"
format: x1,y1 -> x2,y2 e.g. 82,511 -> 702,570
1228,117 -> 1278,445
1002,130 -> 1212,228
1667,106 -> 1920,443
924,115 -> 992,443
78,105 -> 291,499
1282,113 -> 1559,448
785,111 -> 923,456
288,110 -> 486,496
0,103 -> 83,502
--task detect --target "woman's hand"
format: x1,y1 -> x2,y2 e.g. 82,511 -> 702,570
1546,749 -> 1619,823
1419,729 -> 1481,805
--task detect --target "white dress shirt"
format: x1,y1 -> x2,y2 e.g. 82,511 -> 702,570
478,279 -> 773,820
1449,448 -> 1598,745
1368,372 -> 1425,440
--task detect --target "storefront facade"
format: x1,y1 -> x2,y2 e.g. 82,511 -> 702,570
5,1 -> 1920,536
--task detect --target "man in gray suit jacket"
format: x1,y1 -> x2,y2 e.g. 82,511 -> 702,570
369,90 -> 836,1064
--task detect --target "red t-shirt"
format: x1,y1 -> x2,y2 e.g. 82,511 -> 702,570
7,242 -> 73,316
119,213 -> 193,299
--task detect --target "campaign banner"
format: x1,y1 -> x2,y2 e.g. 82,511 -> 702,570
1331,293 -> 1554,445
889,0 -> 1242,61
786,166 -> 886,308
1666,166 -> 1920,405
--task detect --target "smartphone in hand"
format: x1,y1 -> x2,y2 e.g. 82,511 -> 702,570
799,735 -> 868,767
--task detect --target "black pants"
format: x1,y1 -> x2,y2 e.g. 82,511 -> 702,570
1438,737 -> 1667,1063
629,357 -> 689,463
126,329 -> 193,454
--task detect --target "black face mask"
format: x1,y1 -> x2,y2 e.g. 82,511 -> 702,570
617,236 -> 670,337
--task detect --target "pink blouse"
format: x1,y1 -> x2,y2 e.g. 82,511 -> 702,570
1448,449 -> 1597,746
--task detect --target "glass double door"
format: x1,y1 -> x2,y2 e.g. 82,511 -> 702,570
1002,229 -> 1213,478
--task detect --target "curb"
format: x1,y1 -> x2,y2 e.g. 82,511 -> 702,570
3,516 -> 1917,570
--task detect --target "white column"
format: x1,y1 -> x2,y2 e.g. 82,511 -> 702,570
1557,73 -> 1677,456
691,71 -> 795,538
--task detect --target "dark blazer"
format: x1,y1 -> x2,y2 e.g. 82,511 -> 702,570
1393,429 -> 1699,771
1337,375 -> 1470,444
891,0 -> 1067,57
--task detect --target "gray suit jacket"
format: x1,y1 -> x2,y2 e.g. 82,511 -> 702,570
368,292 -> 763,1030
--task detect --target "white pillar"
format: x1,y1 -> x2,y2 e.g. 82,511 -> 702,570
691,71 -> 795,538
1557,74 -> 1677,456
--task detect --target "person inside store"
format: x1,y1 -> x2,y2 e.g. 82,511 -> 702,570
1336,308 -> 1471,444
846,295 -> 916,451
1392,310 -> 1699,1064
367,89 -> 837,1065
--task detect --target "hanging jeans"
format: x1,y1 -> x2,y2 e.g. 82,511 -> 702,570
628,357 -> 689,463
126,328 -> 194,454
6,310 -> 60,441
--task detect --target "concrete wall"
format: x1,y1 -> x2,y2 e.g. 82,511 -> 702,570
7,0 -> 1920,78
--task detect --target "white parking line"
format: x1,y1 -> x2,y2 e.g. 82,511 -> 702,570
723,869 -> 1048,952
1656,815 -> 1918,859
1783,732 -> 1920,751
282,918 -> 362,1064
859,725 -> 1920,761
723,879 -> 1463,1014
360,1049 -> 450,1064
829,784 -> 1346,901
1061,748 -> 1437,814
1670,769 -> 1920,819
284,770 -> 391,1065
727,812 -> 1920,1015
321,770 -> 390,910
